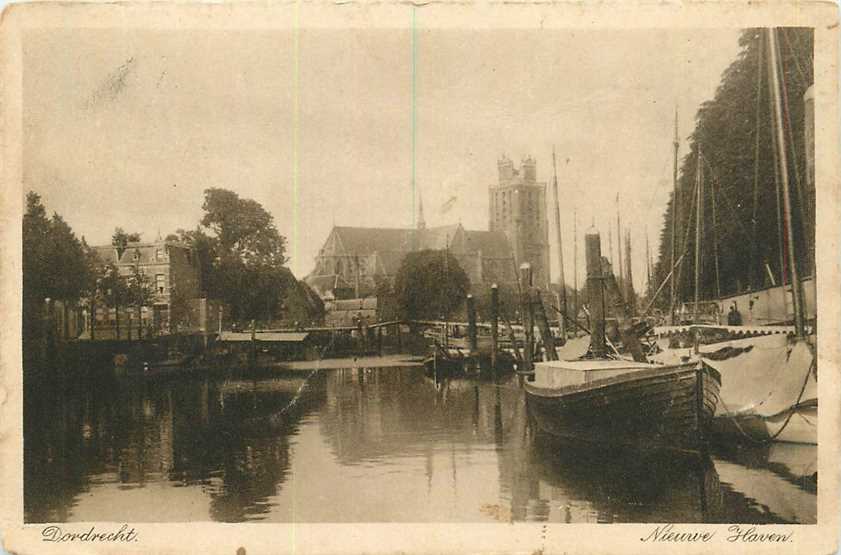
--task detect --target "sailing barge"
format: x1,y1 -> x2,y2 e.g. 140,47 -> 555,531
646,28 -> 818,445
525,227 -> 721,451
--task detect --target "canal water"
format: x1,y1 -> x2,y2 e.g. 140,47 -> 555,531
24,365 -> 817,523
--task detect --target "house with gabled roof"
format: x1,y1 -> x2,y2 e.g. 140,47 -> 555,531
87,237 -> 202,337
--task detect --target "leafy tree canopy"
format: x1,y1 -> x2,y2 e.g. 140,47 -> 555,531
188,188 -> 290,322
201,188 -> 287,269
393,249 -> 470,321
653,28 -> 813,305
23,192 -> 90,306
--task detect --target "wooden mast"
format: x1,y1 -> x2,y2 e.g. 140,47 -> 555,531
711,173 -> 721,300
443,234 -> 450,348
624,229 -> 634,314
616,193 -> 623,303
669,108 -> 680,324
645,228 -> 652,300
767,27 -> 805,337
693,145 -> 703,319
573,208 -> 578,329
551,146 -> 567,344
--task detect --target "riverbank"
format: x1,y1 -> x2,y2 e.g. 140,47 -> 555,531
277,353 -> 424,371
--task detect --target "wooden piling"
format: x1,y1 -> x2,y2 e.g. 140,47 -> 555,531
520,263 -> 534,370
90,294 -> 96,341
505,318 -> 521,364
466,294 -> 478,355
490,284 -> 499,372
585,228 -> 607,357
534,290 -> 558,361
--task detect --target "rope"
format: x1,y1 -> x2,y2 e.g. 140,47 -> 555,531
276,365 -> 322,417
711,354 -> 815,444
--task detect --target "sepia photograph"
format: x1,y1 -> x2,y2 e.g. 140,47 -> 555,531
1,2 -> 839,554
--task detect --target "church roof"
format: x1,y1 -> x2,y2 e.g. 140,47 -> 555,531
332,226 -> 415,255
320,224 -> 513,276
462,230 -> 514,259
417,224 -> 460,250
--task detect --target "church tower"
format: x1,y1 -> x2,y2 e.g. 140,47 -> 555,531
489,155 -> 550,288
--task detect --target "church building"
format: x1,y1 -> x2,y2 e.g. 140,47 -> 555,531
305,156 -> 550,300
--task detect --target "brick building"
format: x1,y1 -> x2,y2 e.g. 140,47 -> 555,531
87,238 -> 203,337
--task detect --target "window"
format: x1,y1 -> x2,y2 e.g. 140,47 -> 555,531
156,274 -> 165,295
155,249 -> 164,261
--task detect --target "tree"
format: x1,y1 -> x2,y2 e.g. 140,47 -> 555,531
98,264 -> 129,340
198,188 -> 289,322
393,249 -> 470,321
473,282 -> 521,323
201,188 -> 287,268
654,28 -> 814,304
45,214 -> 91,339
126,263 -> 155,339
373,274 -> 399,322
23,192 -> 91,358
23,193 -> 52,359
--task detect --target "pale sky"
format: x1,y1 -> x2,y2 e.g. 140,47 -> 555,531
23,25 -> 743,291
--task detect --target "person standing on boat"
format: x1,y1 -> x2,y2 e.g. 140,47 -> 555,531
727,303 -> 743,326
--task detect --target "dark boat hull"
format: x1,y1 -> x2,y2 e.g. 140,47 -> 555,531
524,363 -> 720,452
423,355 -> 466,378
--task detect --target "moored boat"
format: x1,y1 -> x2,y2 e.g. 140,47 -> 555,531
423,345 -> 467,379
524,226 -> 721,452
525,358 -> 720,451
703,333 -> 817,444
647,325 -> 817,445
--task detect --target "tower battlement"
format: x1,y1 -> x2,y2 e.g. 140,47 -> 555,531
488,155 -> 550,287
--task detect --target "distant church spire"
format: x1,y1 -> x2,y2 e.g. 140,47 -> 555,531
417,191 -> 426,230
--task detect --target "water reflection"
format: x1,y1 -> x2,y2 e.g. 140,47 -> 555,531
24,366 -> 816,523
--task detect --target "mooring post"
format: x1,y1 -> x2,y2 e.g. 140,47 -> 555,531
520,263 -> 534,370
534,290 -> 558,361
490,284 -> 499,373
467,294 -> 478,355
585,228 -> 607,357
90,290 -> 97,342
249,319 -> 257,367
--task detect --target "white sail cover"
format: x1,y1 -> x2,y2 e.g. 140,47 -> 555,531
699,334 -> 816,418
